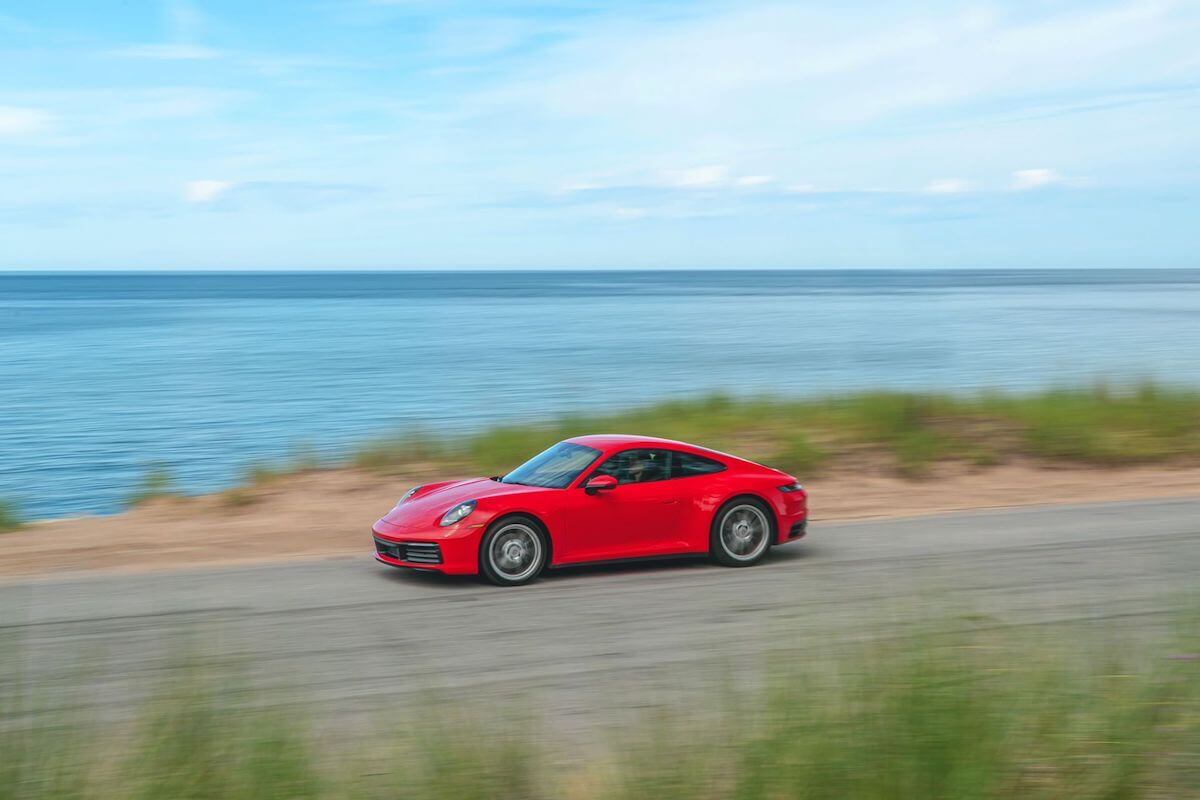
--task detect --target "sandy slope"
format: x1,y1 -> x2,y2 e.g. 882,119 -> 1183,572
2,461 -> 1198,577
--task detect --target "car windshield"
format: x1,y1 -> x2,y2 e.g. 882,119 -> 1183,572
501,442 -> 601,489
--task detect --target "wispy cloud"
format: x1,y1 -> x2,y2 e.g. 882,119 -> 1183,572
183,180 -> 376,210
472,0 -> 1194,196
110,0 -> 220,61
110,43 -> 221,60
661,165 -> 730,189
0,106 -> 52,137
924,178 -> 973,194
2,0 -> 1198,268
1011,168 -> 1064,191
735,175 -> 774,188
183,180 -> 234,203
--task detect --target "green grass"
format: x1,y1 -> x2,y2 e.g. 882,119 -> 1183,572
2,615 -> 1197,799
125,465 -> 180,508
103,383 -> 1200,509
0,498 -> 22,532
351,430 -> 454,474
348,383 -> 1200,479
983,383 -> 1200,464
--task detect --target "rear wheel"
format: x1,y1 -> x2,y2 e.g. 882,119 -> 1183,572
710,498 -> 773,567
479,515 -> 548,586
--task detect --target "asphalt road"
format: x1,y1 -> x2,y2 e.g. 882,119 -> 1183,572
3,498 -> 1199,734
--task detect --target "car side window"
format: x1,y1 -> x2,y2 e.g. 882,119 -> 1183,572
593,449 -> 675,484
672,452 -> 726,478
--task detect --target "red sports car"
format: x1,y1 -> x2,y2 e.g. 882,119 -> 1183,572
372,435 -> 808,585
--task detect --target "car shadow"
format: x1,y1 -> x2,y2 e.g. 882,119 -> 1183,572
375,543 -> 814,588
542,543 -> 814,582
374,563 -> 482,590
768,543 -> 817,563
541,554 -> 711,582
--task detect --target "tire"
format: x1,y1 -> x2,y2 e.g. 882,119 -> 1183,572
710,497 -> 774,567
479,515 -> 548,586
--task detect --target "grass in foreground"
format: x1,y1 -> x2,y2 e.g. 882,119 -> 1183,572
351,383 -> 1200,479
2,615 -> 1198,799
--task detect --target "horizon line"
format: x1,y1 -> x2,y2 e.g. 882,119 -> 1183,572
3,266 -> 1199,275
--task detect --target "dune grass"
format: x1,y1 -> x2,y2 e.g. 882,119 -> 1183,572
125,465 -> 180,508
0,498 -> 22,532
111,383 -> 1200,509
350,383 -> 1200,479
2,614 -> 1197,799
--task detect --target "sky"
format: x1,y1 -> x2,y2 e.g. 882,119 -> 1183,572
0,0 -> 1198,270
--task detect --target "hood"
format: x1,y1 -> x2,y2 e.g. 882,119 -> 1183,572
380,477 -> 546,528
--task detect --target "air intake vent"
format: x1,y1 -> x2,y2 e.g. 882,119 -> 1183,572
375,538 -> 443,565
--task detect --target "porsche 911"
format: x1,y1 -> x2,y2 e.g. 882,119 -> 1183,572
372,435 -> 808,585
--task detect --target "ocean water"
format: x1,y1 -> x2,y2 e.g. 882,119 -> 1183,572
2,269 -> 1199,520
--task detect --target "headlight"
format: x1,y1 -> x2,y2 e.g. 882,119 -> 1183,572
439,500 -> 476,527
398,485 -> 422,505
778,482 -> 804,493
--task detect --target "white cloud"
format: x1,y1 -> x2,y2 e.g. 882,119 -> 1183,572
111,43 -> 221,60
1011,168 -> 1062,190
184,180 -> 235,203
663,165 -> 730,188
0,106 -> 51,137
735,175 -> 773,188
497,2 -> 1182,127
612,206 -> 650,220
924,178 -> 972,194
564,167 -> 776,198
467,0 -> 1193,199
106,88 -> 245,123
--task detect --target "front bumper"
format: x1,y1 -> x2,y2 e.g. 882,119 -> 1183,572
372,519 -> 483,575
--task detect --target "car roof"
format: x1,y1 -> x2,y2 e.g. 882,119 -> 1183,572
565,433 -> 719,454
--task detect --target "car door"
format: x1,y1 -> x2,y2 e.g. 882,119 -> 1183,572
561,448 -> 688,561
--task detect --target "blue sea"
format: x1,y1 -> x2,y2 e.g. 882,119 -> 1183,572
3,270 -> 1199,520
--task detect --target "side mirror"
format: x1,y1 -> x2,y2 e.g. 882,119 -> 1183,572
583,474 -> 617,495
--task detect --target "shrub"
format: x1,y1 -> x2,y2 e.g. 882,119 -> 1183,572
126,465 -> 180,507
772,434 -> 827,475
0,498 -> 22,532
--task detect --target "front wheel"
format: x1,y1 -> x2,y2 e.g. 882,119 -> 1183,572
479,515 -> 548,586
710,499 -> 773,567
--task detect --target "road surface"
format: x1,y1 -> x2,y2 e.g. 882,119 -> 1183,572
3,498 -> 1198,733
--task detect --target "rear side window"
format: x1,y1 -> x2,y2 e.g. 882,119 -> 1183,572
673,452 -> 726,478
